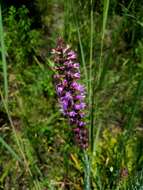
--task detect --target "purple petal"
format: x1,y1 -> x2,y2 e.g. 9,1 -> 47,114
71,81 -> 78,89
73,63 -> 79,69
56,86 -> 64,95
67,51 -> 77,60
74,104 -> 81,110
68,111 -> 77,117
68,50 -> 76,56
59,99 -> 68,112
74,94 -> 85,100
78,121 -> 86,127
80,102 -> 86,109
73,73 -> 80,79
74,102 -> 86,110
64,60 -> 73,67
71,82 -> 85,92
62,79 -> 68,86
63,92 -> 73,101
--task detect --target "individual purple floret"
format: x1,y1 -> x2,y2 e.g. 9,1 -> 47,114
52,38 -> 88,149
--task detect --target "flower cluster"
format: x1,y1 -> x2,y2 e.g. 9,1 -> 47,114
52,38 -> 88,149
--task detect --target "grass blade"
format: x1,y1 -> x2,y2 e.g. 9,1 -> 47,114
89,0 -> 94,152
98,0 -> 110,87
71,0 -> 88,87
102,0 -> 110,40
0,136 -> 22,163
0,4 -> 8,101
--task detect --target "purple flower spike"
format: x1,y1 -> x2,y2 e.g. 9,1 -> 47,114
52,38 -> 88,149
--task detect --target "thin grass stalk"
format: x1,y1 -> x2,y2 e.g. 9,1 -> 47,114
83,150 -> 91,190
90,0 -> 109,155
89,0 -> 94,152
90,90 -> 96,153
71,0 -> 88,87
89,0 -> 93,99
92,0 -> 109,152
0,4 -> 8,102
93,122 -> 102,156
89,2 -> 110,185
0,136 -> 22,163
76,22 -> 88,87
98,0 -> 109,87
0,89 -> 26,166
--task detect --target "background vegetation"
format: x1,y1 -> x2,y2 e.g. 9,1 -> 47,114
0,0 -> 143,189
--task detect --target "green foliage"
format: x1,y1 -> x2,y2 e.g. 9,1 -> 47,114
4,6 -> 41,68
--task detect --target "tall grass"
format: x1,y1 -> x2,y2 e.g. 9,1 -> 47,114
0,136 -> 22,163
0,89 -> 42,190
0,4 -> 8,102
98,0 -> 110,88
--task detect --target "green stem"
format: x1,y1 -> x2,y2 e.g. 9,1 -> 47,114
89,0 -> 94,152
83,150 -> 91,190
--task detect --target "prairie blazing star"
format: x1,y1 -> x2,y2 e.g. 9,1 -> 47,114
52,38 -> 88,149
